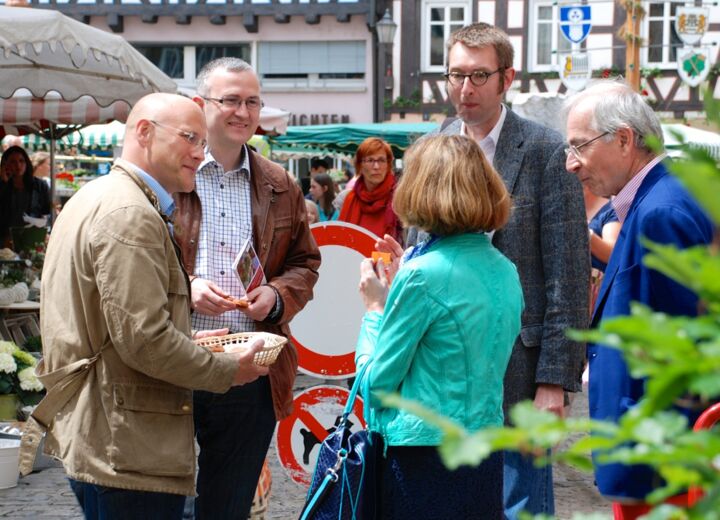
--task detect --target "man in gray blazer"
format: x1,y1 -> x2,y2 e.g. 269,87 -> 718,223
408,23 -> 589,518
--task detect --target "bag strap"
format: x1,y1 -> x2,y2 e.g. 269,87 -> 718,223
18,350 -> 104,476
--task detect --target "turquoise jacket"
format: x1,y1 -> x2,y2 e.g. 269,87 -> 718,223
356,233 -> 523,446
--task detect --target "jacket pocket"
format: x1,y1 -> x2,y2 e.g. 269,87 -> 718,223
168,267 -> 188,296
108,383 -> 194,477
520,324 -> 543,348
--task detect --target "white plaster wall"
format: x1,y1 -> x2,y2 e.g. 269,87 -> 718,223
591,2 -> 614,26
507,1 -> 523,30
509,35 -> 523,71
477,0 -> 495,25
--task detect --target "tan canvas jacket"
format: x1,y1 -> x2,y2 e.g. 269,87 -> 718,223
37,161 -> 239,495
174,148 -> 321,420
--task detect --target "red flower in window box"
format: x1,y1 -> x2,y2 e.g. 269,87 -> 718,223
56,172 -> 75,182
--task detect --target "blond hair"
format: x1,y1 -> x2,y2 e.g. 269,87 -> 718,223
394,135 -> 510,235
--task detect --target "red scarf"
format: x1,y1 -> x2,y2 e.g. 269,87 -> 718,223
339,173 -> 401,241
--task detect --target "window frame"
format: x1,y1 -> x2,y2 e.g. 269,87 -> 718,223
421,0 -> 472,73
527,0 -> 574,73
640,0 -> 684,69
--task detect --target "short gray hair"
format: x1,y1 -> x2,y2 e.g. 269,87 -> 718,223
564,80 -> 663,152
195,57 -> 254,96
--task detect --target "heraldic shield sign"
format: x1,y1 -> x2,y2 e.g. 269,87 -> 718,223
559,52 -> 592,91
677,47 -> 711,87
675,7 -> 709,46
560,5 -> 592,45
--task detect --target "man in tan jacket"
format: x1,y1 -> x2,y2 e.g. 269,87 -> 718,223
35,93 -> 267,519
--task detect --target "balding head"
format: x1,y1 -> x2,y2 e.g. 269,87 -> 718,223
123,93 -> 207,194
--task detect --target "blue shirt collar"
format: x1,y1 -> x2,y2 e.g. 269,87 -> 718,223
133,167 -> 176,217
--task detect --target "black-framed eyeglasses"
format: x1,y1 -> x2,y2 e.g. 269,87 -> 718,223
564,131 -> 611,159
444,69 -> 502,87
201,96 -> 264,111
150,120 -> 207,149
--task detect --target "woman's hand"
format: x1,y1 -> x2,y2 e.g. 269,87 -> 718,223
359,258 -> 389,313
374,234 -> 403,283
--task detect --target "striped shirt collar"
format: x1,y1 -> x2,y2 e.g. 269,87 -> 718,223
200,144 -> 251,176
130,164 -> 176,217
612,154 -> 666,223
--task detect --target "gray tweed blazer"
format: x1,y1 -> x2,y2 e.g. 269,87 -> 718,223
409,108 -> 590,414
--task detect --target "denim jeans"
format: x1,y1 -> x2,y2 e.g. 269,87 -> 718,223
69,479 -> 185,520
503,450 -> 554,520
192,376 -> 276,520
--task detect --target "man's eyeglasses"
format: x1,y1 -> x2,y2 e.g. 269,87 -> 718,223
362,157 -> 388,165
150,120 -> 207,149
564,131 -> 611,159
444,69 -> 502,87
202,96 -> 264,111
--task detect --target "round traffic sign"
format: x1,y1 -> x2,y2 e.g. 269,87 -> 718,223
291,221 -> 378,378
275,385 -> 366,486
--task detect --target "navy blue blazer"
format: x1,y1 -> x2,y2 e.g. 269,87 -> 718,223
589,160 -> 714,500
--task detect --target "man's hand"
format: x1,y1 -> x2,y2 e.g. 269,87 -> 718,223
534,383 -> 565,418
193,327 -> 229,340
228,339 -> 269,386
190,277 -> 237,316
244,285 -> 277,321
359,258 -> 389,313
375,234 -> 403,284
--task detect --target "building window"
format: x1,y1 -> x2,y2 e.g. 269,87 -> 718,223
528,1 -> 572,73
195,45 -> 251,75
258,41 -> 366,92
421,0 -> 471,72
134,45 -> 184,79
133,44 -> 251,85
642,1 -> 683,68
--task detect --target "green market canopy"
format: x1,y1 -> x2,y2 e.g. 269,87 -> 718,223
268,122 -> 439,158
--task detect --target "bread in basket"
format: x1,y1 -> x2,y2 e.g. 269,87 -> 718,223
195,332 -> 287,367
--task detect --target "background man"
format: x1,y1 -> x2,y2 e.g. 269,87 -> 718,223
565,81 -> 714,503
173,58 -> 321,519
33,93 -> 267,519
409,23 -> 590,518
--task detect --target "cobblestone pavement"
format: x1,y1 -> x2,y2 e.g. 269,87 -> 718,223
0,377 -> 610,519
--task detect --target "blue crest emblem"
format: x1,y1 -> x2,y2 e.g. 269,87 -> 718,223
560,6 -> 592,45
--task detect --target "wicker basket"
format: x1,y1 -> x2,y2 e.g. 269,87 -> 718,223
195,332 -> 287,367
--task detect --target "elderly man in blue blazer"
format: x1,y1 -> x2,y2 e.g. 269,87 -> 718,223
405,23 -> 590,519
565,81 -> 714,503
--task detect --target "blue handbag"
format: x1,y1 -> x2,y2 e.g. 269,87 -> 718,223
299,361 -> 383,520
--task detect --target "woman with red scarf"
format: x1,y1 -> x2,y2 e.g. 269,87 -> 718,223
339,137 -> 403,243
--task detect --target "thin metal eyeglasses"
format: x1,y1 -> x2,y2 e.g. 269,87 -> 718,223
564,131 -> 611,159
362,157 -> 388,165
201,96 -> 264,111
150,120 -> 207,149
444,69 -> 502,87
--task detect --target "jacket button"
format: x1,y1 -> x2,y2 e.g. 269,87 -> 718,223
117,397 -> 124,405
181,404 -> 191,412
190,239 -> 196,245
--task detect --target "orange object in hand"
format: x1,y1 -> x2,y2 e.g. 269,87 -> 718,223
371,251 -> 391,265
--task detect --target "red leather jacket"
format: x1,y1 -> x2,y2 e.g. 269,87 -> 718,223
174,148 -> 321,420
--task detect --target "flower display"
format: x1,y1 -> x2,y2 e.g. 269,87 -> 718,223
0,340 -> 44,400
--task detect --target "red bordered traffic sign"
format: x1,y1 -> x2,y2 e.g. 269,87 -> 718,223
275,385 -> 366,486
291,221 -> 378,378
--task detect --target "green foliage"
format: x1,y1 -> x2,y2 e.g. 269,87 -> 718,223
380,91 -> 720,518
23,335 -> 42,353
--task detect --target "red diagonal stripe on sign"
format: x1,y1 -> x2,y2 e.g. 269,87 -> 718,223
296,406 -> 332,443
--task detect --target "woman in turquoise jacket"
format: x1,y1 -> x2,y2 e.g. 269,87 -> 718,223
356,135 -> 524,519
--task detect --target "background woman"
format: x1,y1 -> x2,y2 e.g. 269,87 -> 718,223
308,173 -> 338,222
355,135 -> 523,519
31,151 -> 51,185
339,137 -> 402,243
0,146 -> 51,245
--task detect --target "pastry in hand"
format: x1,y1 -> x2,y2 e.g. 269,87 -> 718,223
225,295 -> 249,308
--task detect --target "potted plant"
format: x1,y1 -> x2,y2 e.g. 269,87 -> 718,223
0,341 -> 43,421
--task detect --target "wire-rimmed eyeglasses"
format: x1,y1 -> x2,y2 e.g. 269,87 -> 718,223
564,131 -> 611,159
201,96 -> 264,111
150,120 -> 207,149
444,69 -> 502,87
